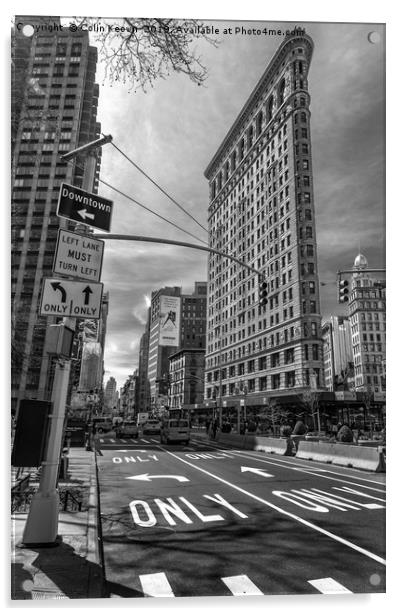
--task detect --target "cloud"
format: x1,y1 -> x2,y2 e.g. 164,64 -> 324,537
95,20 -> 384,388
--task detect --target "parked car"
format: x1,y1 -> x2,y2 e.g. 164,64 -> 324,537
92,417 -> 113,433
160,418 -> 190,445
115,421 -> 139,439
142,419 -> 161,435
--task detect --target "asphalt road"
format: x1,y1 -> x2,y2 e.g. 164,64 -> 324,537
95,432 -> 386,598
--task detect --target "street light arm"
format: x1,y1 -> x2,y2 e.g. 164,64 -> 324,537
94,233 -> 263,277
60,135 -> 113,161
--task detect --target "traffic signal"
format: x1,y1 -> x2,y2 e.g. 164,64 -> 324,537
338,279 -> 349,303
258,278 -> 268,306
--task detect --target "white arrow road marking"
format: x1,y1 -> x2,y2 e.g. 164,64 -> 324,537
240,467 -> 274,478
77,208 -> 95,220
221,575 -> 263,596
139,572 -> 174,597
126,473 -> 189,482
308,578 -> 353,594
115,450 -> 147,453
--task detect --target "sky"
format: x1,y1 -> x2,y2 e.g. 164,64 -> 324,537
83,18 -> 386,390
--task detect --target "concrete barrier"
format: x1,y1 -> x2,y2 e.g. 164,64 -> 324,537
216,433 -> 293,455
296,441 -> 386,472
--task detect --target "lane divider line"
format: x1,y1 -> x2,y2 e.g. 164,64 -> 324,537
139,572 -> 175,597
190,439 -> 385,492
156,444 -> 386,566
307,577 -> 353,594
221,575 -> 264,596
189,437 -> 386,485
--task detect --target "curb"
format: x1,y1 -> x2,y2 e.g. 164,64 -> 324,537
85,450 -> 106,598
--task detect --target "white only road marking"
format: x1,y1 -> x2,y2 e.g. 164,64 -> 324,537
141,439 -> 150,444
221,575 -> 264,596
120,439 -> 127,443
308,578 -> 353,594
129,439 -> 138,443
157,445 -> 386,565
99,439 -> 104,443
109,439 -> 116,443
139,572 -> 174,597
150,439 -> 159,443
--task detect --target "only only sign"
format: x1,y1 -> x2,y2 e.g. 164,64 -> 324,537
53,229 -> 104,282
57,182 -> 113,232
40,278 -> 104,319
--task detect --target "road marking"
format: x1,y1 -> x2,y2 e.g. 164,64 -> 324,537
139,572 -> 174,597
220,450 -> 386,492
126,474 -> 189,482
308,578 -> 352,594
221,575 -> 263,596
141,439 -> 150,444
109,439 -> 116,443
157,445 -> 386,565
190,438 -> 386,487
99,439 -> 104,443
150,439 -> 159,443
241,467 -> 274,478
120,439 -> 127,443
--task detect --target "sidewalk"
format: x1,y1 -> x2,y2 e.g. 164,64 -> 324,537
11,448 -> 105,600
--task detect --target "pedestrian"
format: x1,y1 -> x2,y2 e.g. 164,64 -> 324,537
212,419 -> 218,439
205,419 -> 210,434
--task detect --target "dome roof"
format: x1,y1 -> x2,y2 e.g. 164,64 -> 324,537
354,253 -> 368,268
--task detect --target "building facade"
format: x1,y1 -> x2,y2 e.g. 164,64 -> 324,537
204,33 -> 324,408
136,308 -> 151,414
322,316 -> 354,391
104,376 -> 117,411
349,254 -> 386,394
168,348 -> 205,410
11,17 -> 102,414
147,283 -> 208,413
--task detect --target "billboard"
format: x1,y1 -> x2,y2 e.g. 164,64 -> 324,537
159,296 -> 180,347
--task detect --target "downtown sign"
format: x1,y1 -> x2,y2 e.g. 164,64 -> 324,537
57,182 -> 113,232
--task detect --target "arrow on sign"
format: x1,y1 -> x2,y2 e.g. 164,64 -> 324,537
82,286 -> 93,305
240,467 -> 274,478
51,281 -> 67,302
126,474 -> 189,483
77,208 -> 95,221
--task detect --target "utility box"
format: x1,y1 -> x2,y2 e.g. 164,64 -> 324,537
11,399 -> 51,467
44,324 -> 75,357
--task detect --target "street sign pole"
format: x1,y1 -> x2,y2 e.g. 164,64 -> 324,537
21,145 -> 108,545
22,357 -> 71,545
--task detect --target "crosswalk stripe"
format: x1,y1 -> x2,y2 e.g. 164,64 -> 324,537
308,578 -> 353,594
141,439 -> 150,444
139,572 -> 175,597
150,438 -> 159,443
109,439 -> 116,443
129,439 -> 138,443
99,439 -> 104,443
221,575 -> 263,596
120,439 -> 127,443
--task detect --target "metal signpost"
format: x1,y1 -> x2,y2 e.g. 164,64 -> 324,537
22,136 -> 113,546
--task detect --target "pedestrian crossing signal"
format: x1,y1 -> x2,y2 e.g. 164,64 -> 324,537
338,279 -> 349,303
258,278 -> 268,306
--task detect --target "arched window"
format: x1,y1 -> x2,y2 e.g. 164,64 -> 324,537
278,79 -> 286,106
256,110 -> 263,136
239,137 -> 245,160
267,95 -> 274,121
247,125 -> 253,149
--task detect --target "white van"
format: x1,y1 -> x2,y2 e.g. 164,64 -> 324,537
160,418 -> 190,445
